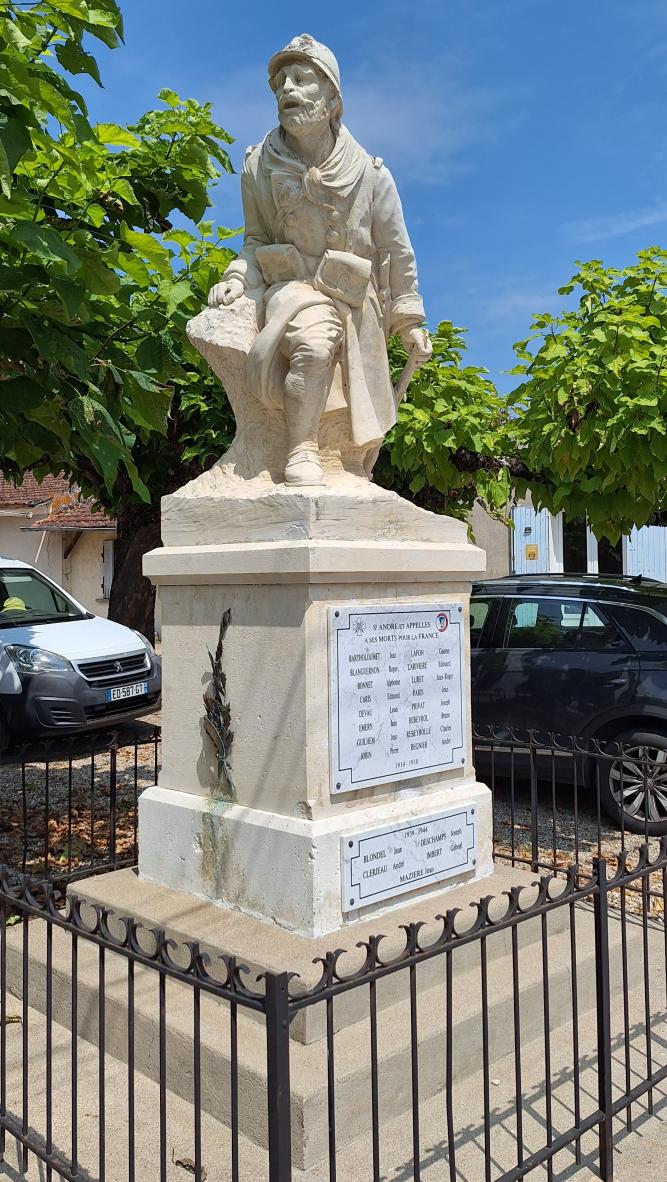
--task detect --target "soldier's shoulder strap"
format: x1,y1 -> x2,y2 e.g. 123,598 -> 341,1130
371,155 -> 384,169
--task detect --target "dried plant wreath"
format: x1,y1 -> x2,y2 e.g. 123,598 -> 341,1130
203,609 -> 236,796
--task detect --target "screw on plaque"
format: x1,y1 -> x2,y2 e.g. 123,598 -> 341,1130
458,606 -> 462,613
336,782 -> 341,789
350,899 -> 355,906
348,840 -> 353,848
334,611 -> 340,618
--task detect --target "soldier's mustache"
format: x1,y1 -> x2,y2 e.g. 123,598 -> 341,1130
279,95 -> 327,120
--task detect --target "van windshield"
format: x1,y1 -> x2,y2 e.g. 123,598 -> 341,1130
0,568 -> 85,628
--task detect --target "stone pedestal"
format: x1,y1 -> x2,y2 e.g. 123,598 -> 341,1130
140,469 -> 490,937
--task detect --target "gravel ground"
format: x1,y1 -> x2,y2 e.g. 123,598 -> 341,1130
0,715 -> 160,879
492,775 -> 665,916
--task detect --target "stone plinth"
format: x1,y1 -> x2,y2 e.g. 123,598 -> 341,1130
140,476 -> 491,937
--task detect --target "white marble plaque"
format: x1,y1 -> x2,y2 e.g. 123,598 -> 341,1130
329,603 -> 466,793
342,806 -> 477,912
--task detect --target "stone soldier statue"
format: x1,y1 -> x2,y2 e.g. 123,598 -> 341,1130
205,33 -> 432,487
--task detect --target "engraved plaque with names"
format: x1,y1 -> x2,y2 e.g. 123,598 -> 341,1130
342,806 -> 477,912
329,603 -> 466,793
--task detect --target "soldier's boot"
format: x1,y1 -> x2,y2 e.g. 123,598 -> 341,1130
283,358 -> 331,487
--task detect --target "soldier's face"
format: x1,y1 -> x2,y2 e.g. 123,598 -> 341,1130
274,62 -> 333,133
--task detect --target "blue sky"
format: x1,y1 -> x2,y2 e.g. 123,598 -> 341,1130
82,0 -> 666,391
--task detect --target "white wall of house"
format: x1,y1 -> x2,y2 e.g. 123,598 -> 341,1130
62,531 -> 116,616
510,504 -> 667,580
0,512 -> 63,582
471,502 -> 511,577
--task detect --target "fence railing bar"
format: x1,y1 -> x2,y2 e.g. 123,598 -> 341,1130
611,1056 -> 667,1115
568,899 -> 582,1163
230,988 -> 239,1182
541,911 -> 554,1182
511,924 -> 524,1171
265,972 -> 292,1182
480,934 -> 491,1182
98,944 -> 106,1182
21,911 -> 28,1172
109,745 -> 117,867
46,919 -> 53,1182
90,750 -> 96,871
326,989 -> 337,1182
193,984 -> 202,1182
159,970 -> 167,1182
494,1110 -> 603,1182
44,761 -> 50,877
529,745 -> 539,873
593,857 -> 614,1181
20,762 -> 27,877
641,872 -> 654,1116
128,957 -> 136,1182
445,948 -> 457,1182
369,973 -> 380,1182
409,942 -> 421,1182
70,931 -> 78,1176
289,879 -> 599,1011
0,1110 -> 89,1182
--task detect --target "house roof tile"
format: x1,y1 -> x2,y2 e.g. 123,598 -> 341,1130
24,500 -> 117,532
0,472 -> 72,507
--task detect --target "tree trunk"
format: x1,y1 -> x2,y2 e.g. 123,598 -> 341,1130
108,501 -> 161,643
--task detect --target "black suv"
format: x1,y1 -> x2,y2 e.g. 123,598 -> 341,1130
471,574 -> 667,833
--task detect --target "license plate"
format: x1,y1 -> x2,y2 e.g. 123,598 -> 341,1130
106,681 -> 149,702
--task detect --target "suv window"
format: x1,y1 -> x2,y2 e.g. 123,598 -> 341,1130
578,603 -> 628,650
505,597 -> 583,649
470,598 -> 490,648
609,604 -> 667,652
504,596 -> 628,651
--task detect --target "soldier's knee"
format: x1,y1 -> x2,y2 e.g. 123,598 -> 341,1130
292,334 -> 339,370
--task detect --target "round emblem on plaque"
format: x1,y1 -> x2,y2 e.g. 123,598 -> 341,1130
436,611 -> 449,632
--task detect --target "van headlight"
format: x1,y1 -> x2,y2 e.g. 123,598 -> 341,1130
6,646 -> 71,674
131,630 -> 155,656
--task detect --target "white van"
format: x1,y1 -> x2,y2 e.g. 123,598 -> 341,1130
0,556 -> 161,749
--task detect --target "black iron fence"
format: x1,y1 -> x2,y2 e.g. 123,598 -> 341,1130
0,727 -> 159,886
1,841 -> 666,1181
2,723 -> 663,898
475,723 -> 667,911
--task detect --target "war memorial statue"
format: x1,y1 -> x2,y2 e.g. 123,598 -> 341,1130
143,34 -> 489,942
187,33 -> 432,487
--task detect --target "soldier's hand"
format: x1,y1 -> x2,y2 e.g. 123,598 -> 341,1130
401,326 -> 432,361
208,277 -> 245,307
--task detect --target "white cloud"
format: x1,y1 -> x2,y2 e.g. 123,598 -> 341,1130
562,203 -> 667,245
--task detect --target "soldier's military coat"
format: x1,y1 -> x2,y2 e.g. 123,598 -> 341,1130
224,125 -> 425,447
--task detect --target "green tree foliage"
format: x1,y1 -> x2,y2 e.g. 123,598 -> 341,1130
375,323 -> 521,522
511,249 -> 667,541
0,1 -> 237,635
0,0 -> 235,499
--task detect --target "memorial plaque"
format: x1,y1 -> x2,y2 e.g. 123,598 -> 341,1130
329,603 -> 466,793
342,805 -> 477,912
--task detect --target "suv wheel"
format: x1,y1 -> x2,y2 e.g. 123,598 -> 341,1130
600,729 -> 667,835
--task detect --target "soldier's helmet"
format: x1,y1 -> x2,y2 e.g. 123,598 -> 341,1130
268,34 -> 342,101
